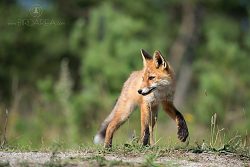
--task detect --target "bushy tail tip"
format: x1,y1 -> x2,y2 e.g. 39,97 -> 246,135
93,134 -> 104,144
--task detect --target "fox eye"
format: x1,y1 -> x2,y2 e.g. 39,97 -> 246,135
148,76 -> 155,80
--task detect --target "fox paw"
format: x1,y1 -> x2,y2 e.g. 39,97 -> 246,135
177,119 -> 189,142
104,142 -> 112,148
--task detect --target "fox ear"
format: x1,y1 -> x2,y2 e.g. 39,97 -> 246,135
140,49 -> 152,66
153,50 -> 169,70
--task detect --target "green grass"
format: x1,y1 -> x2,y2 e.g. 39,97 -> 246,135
0,141 -> 249,167
0,114 -> 249,167
0,127 -> 249,158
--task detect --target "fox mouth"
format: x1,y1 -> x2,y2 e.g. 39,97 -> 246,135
138,87 -> 156,96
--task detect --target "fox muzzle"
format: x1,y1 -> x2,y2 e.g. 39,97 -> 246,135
137,87 -> 156,96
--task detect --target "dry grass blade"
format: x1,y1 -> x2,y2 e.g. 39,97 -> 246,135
1,109 -> 8,148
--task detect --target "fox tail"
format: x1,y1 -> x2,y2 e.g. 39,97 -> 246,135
93,100 -> 117,144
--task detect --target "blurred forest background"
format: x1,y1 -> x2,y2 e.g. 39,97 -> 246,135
0,0 -> 250,148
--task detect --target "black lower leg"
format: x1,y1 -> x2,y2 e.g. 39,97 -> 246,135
142,127 -> 150,145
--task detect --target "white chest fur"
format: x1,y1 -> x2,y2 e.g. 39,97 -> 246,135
144,86 -> 174,105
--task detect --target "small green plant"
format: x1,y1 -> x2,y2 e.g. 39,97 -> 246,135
0,109 -> 8,149
210,113 -> 225,149
0,160 -> 9,167
143,153 -> 159,167
44,161 -> 63,167
193,113 -> 250,156
89,155 -> 107,166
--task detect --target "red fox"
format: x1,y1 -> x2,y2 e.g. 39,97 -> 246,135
94,49 -> 189,148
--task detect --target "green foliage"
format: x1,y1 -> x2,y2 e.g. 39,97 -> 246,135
192,13 -> 250,125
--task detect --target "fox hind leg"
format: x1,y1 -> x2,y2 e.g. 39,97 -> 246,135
104,100 -> 135,148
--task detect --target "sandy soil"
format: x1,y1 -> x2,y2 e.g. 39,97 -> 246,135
0,151 -> 249,167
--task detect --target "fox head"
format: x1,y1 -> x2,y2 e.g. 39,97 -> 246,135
138,49 -> 175,98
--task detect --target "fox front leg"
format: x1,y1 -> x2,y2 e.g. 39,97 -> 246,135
140,103 -> 150,145
149,107 -> 158,145
140,103 -> 158,146
162,101 -> 189,142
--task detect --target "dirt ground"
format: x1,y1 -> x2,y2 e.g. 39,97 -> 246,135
0,150 -> 249,167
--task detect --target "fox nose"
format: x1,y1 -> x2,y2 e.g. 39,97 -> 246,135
138,89 -> 142,94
